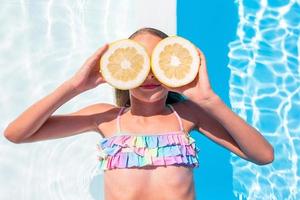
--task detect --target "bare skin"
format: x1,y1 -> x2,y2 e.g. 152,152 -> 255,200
97,102 -> 198,200
4,32 -> 274,200
94,33 -> 199,199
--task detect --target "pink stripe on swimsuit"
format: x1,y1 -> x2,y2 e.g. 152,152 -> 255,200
96,104 -> 200,170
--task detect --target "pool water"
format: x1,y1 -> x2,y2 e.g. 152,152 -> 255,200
0,0 -> 299,200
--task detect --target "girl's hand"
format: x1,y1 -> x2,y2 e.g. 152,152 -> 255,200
161,47 -> 218,106
68,44 -> 109,93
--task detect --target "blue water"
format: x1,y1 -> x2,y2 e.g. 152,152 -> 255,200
178,0 -> 300,199
227,0 -> 300,199
1,0 -> 299,199
178,1 -> 238,199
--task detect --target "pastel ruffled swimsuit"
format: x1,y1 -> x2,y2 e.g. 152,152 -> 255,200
96,104 -> 200,170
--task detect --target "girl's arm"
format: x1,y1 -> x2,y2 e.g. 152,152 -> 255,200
164,47 -> 274,166
188,94 -> 274,165
4,81 -> 79,143
4,44 -> 109,143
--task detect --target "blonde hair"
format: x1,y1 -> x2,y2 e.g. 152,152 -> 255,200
114,27 -> 186,107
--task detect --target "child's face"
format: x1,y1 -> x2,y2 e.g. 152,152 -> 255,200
129,33 -> 169,103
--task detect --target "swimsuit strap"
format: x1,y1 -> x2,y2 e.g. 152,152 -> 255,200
166,104 -> 185,132
116,106 -> 126,134
116,104 -> 185,135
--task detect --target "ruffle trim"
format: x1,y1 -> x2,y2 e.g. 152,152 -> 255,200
97,153 -> 200,170
96,133 -> 200,170
98,133 -> 196,148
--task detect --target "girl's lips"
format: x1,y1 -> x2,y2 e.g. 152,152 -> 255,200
140,84 -> 161,89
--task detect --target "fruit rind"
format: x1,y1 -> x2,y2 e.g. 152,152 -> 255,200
100,39 -> 150,90
151,36 -> 200,88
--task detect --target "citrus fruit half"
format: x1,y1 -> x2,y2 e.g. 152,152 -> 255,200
151,36 -> 200,88
100,39 -> 150,90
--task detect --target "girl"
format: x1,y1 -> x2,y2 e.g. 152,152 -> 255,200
4,27 -> 274,200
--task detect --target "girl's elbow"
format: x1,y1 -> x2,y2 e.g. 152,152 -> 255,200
4,125 -> 25,144
257,147 -> 275,165
4,131 -> 22,144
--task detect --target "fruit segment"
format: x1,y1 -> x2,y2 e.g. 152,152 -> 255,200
100,39 -> 150,90
151,36 -> 200,88
100,36 -> 200,90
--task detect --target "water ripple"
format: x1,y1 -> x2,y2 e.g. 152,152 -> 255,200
228,0 -> 300,199
0,0 -> 176,199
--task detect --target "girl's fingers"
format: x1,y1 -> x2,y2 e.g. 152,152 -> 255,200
196,47 -> 206,66
93,43 -> 109,59
196,48 -> 208,77
85,44 -> 109,68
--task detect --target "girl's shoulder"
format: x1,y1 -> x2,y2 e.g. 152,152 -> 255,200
84,103 -> 118,115
171,100 -> 200,124
86,103 -> 119,135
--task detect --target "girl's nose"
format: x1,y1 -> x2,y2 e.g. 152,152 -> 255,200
148,73 -> 154,79
147,69 -> 155,79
